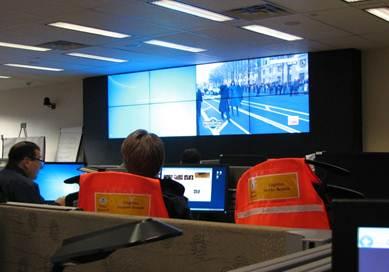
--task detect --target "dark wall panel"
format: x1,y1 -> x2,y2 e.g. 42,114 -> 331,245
83,49 -> 362,164
309,49 -> 362,153
83,76 -> 122,165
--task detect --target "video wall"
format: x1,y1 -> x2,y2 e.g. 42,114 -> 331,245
108,53 -> 309,138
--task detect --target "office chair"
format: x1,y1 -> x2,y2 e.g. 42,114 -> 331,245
78,171 -> 169,218
235,158 -> 330,229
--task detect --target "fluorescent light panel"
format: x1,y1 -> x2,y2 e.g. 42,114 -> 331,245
343,0 -> 366,2
4,64 -> 63,72
144,40 -> 206,52
365,7 -> 389,22
67,53 -> 127,63
0,42 -> 50,52
152,0 -> 233,22
0,75 -> 11,79
241,25 -> 303,41
48,22 -> 129,38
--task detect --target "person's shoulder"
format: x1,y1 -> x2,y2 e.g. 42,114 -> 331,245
0,168 -> 7,183
160,177 -> 183,188
159,177 -> 191,219
0,167 -> 10,174
0,168 -> 20,179
0,168 -> 33,186
159,177 -> 185,195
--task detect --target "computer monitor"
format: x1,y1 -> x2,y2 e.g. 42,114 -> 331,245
160,164 -> 228,212
35,162 -> 84,201
332,199 -> 389,272
228,165 -> 250,188
358,227 -> 389,271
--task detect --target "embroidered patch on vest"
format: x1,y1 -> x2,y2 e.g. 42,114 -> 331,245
95,193 -> 151,216
248,172 -> 300,202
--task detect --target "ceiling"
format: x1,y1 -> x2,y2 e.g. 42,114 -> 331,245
1,0 -> 389,90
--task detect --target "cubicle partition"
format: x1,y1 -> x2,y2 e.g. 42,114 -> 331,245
0,204 -> 303,272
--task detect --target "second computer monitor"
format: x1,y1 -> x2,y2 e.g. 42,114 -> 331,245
160,164 -> 228,212
35,162 -> 84,201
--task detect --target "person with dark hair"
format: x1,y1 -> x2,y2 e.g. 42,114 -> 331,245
0,141 -> 45,203
180,148 -> 201,164
121,129 -> 165,178
65,130 -> 191,217
121,129 -> 191,219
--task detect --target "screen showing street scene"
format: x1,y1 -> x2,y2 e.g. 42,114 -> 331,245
108,53 -> 309,138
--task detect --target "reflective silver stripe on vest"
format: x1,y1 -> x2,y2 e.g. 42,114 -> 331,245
237,204 -> 325,219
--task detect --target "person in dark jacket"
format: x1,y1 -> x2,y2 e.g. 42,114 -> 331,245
0,141 -> 45,204
121,129 -> 191,219
219,84 -> 230,121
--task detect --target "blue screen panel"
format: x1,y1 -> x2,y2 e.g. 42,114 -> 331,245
149,101 -> 196,137
109,104 -> 150,139
358,227 -> 389,272
108,71 -> 149,106
160,165 -> 227,212
35,163 -> 84,200
150,66 -> 196,103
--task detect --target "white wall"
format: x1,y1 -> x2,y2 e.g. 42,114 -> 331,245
0,80 -> 83,161
362,47 -> 389,152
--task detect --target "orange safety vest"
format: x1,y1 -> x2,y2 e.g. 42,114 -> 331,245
78,171 -> 169,218
235,158 -> 330,229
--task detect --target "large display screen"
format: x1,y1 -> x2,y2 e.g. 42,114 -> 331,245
108,53 -> 309,138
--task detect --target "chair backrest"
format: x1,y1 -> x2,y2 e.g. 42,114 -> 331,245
235,158 -> 330,229
78,171 -> 169,218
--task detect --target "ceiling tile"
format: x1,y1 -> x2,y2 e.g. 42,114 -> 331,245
308,6 -> 389,35
0,0 -> 388,88
268,0 -> 348,13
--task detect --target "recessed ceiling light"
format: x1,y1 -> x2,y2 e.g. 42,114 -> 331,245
0,42 -> 50,52
48,22 -> 130,38
241,25 -> 303,41
343,0 -> 366,2
4,64 -> 63,72
365,7 -> 389,22
67,53 -> 127,63
151,0 -> 233,22
144,40 -> 206,52
0,75 -> 11,79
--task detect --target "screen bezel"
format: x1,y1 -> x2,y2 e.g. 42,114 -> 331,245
160,164 -> 228,213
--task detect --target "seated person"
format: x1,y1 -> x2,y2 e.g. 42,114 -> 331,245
121,129 -> 190,219
180,148 -> 201,164
66,129 -> 191,219
0,141 -> 63,204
